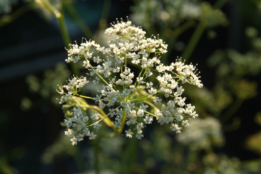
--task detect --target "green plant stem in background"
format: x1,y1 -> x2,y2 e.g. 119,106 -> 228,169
64,3 -> 93,39
73,148 -> 88,172
182,21 -> 206,61
145,0 -> 156,35
176,0 -> 185,20
56,11 -> 80,76
121,138 -> 138,174
0,158 -> 13,174
162,20 -> 195,63
101,0 -> 111,20
56,14 -> 70,48
0,4 -> 34,28
221,98 -> 244,123
182,0 -> 228,61
88,105 -> 116,131
40,0 -> 79,76
40,0 -> 61,18
98,0 -> 111,30
94,139 -> 100,174
117,109 -> 127,134
183,147 -> 197,174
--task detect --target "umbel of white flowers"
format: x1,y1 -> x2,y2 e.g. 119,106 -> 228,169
57,18 -> 203,145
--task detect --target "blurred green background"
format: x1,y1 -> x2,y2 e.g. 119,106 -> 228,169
1,0 -> 261,173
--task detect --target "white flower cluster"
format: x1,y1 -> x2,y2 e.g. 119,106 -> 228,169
57,76 -> 89,104
58,19 -> 203,145
177,117 -> 224,150
64,107 -> 98,145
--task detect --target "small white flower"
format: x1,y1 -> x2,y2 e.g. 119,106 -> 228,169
89,132 -> 97,140
182,120 -> 189,127
126,129 -> 133,138
148,87 -> 157,95
137,77 -> 144,83
137,109 -> 144,117
65,129 -> 74,136
70,137 -> 78,145
144,115 -> 153,124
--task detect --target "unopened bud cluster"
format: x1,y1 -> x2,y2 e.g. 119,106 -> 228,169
57,18 -> 203,145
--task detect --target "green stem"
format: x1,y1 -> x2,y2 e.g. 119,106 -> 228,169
130,94 -> 155,102
182,147 -> 189,174
95,72 -> 109,85
144,110 -> 158,118
134,106 -> 158,118
98,0 -> 111,30
64,3 -> 93,38
125,55 -> 127,68
145,0 -> 156,35
181,0 -> 228,61
143,100 -> 157,110
117,107 -> 127,134
75,94 -> 93,100
121,138 -> 138,174
73,148 -> 88,172
40,0 -> 61,18
94,139 -> 99,174
89,106 -> 116,130
86,114 -> 110,128
88,114 -> 99,174
101,0 -> 111,20
57,13 -> 79,76
41,0 -> 79,76
162,20 -> 195,63
181,21 -> 206,61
